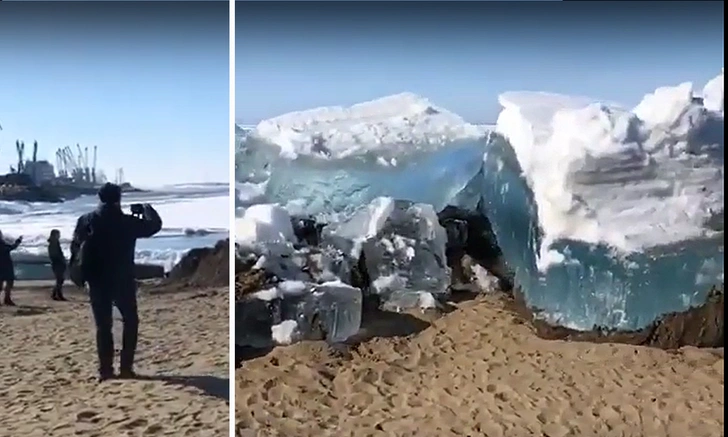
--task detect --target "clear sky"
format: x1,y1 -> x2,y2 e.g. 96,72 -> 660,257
0,1 -> 229,188
236,1 -> 724,124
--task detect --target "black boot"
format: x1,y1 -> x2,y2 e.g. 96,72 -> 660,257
118,368 -> 138,379
98,369 -> 116,383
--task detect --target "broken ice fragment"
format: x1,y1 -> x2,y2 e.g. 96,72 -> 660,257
381,290 -> 439,313
276,281 -> 362,343
237,279 -> 362,346
327,198 -> 450,310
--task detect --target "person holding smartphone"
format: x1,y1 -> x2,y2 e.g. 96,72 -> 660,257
70,182 -> 163,382
0,230 -> 22,306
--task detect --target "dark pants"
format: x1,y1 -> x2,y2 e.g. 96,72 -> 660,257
0,267 -> 14,301
88,280 -> 139,375
51,263 -> 66,298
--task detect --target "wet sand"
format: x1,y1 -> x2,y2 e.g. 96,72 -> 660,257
0,282 -> 229,437
236,293 -> 724,437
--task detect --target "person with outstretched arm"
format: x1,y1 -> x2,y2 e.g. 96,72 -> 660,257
47,229 -> 68,301
0,231 -> 22,306
70,182 -> 162,382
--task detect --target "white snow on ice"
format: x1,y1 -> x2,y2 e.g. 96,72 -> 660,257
249,92 -> 486,160
236,204 -> 294,246
271,320 -> 300,345
701,69 -> 724,114
496,71 -> 724,264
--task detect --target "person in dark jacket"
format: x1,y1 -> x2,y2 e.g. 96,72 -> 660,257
70,182 -> 162,382
47,229 -> 68,301
0,231 -> 22,306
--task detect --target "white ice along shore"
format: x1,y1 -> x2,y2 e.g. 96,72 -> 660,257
496,77 -> 724,261
248,92 -> 487,160
237,71 -> 724,332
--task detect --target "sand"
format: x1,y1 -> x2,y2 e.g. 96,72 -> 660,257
0,282 -> 229,437
236,293 -> 724,437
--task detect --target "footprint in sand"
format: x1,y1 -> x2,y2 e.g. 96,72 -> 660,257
143,423 -> 164,435
76,410 -> 101,423
120,417 -> 149,430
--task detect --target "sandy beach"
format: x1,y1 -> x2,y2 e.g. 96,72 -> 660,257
0,281 -> 229,437
236,292 -> 724,437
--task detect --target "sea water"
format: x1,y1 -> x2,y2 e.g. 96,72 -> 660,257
1,183 -> 229,280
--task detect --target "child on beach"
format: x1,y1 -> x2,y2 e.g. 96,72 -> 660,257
47,229 -> 68,301
0,230 -> 23,306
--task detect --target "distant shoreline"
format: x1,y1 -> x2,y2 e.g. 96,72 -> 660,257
0,173 -> 144,203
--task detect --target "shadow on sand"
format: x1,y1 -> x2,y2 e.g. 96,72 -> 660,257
236,345 -> 274,368
234,289 -> 485,368
0,304 -> 54,317
133,374 -> 229,401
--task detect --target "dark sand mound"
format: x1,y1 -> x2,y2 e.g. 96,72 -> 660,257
441,206 -> 724,351
165,239 -> 230,289
235,269 -> 274,302
506,284 -> 724,350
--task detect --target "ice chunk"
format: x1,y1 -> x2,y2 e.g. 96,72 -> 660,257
492,72 -> 724,329
239,139 -> 487,218
237,280 -> 362,346
236,242 -> 363,346
271,320 -> 300,345
236,94 -> 489,217
249,92 -> 486,160
702,69 -> 724,114
381,290 -> 438,313
236,181 -> 267,209
497,76 -> 723,255
312,281 -> 362,342
251,243 -> 353,285
236,296 -> 278,348
326,198 -> 450,308
471,264 -> 501,292
236,204 -> 294,246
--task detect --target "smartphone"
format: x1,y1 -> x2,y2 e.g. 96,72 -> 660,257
130,203 -> 144,215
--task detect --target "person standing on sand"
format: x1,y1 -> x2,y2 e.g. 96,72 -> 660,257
47,229 -> 68,301
70,182 -> 163,382
0,230 -> 22,306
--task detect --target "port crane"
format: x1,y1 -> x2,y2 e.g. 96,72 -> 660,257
2,126 -> 109,185
14,140 -> 25,173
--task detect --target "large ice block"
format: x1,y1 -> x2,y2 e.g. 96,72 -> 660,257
236,93 -> 489,217
492,74 -> 724,329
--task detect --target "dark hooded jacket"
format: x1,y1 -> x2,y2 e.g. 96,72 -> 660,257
48,238 -> 67,272
0,238 -> 21,277
70,204 -> 162,285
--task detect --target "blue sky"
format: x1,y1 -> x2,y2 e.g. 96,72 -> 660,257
236,1 -> 724,124
0,2 -> 228,188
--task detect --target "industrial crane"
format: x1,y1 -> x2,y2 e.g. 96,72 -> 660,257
92,145 -> 98,184
55,149 -> 65,178
32,141 -> 38,182
15,140 -> 24,174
